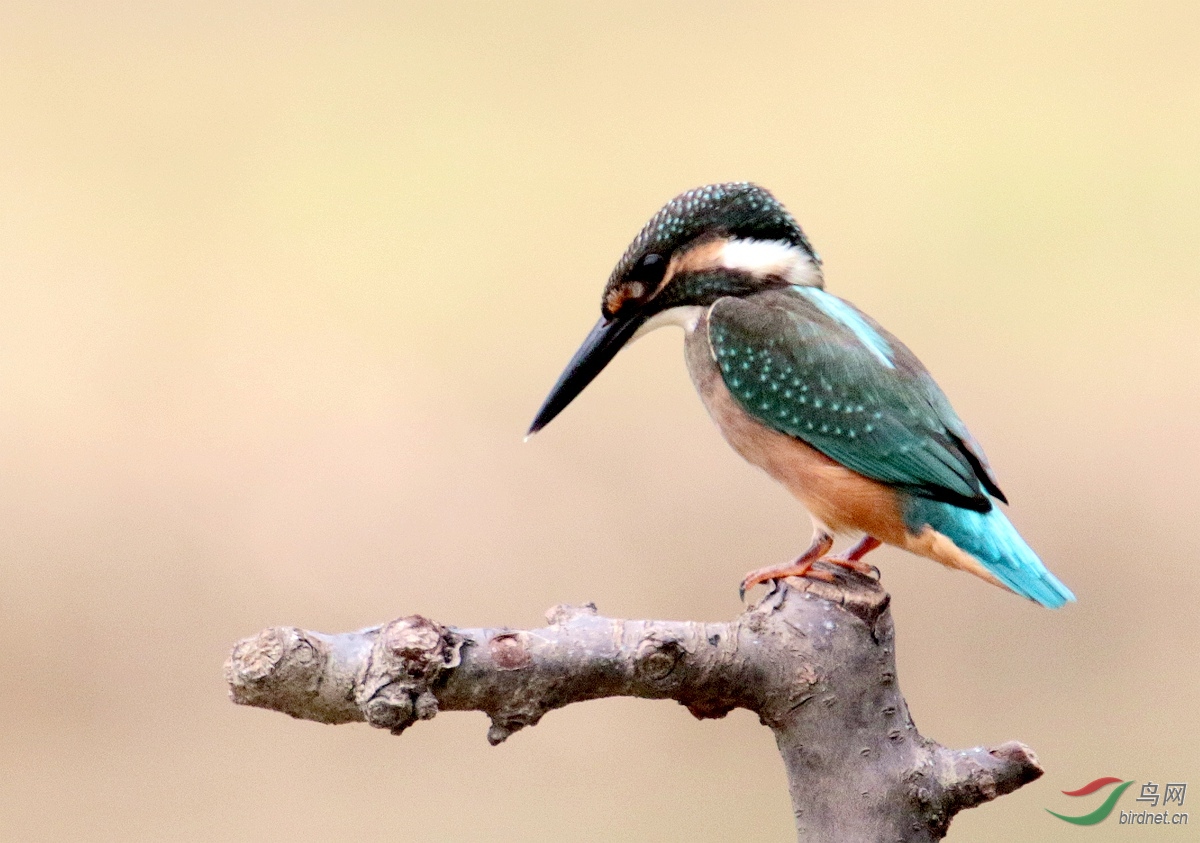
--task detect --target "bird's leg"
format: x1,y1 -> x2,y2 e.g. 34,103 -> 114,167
823,536 -> 883,578
739,532 -> 835,600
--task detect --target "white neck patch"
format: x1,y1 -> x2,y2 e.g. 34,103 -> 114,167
720,238 -> 822,287
631,304 -> 704,342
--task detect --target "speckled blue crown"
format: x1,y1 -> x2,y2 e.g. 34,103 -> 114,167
607,183 -> 818,288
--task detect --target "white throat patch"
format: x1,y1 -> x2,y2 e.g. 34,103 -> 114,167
631,305 -> 704,342
720,238 -> 822,287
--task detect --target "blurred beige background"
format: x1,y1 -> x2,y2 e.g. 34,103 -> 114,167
2,2 -> 1197,841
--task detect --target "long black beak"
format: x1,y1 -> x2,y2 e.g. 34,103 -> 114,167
527,312 -> 646,436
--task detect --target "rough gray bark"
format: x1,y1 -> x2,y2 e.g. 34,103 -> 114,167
225,565 -> 1042,841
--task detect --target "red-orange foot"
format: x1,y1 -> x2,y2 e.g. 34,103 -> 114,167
823,536 -> 883,578
739,533 -> 834,600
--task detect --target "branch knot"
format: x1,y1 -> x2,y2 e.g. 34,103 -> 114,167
357,615 -> 462,734
635,632 -> 685,682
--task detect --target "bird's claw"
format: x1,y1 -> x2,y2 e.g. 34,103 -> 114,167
739,561 -> 838,601
740,533 -> 839,601
822,556 -> 881,580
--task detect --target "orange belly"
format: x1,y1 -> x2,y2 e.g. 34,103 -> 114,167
683,315 -> 1006,589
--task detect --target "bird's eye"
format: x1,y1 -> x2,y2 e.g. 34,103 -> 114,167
630,252 -> 667,283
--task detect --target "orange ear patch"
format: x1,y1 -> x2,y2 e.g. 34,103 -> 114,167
604,281 -> 648,316
667,239 -> 727,282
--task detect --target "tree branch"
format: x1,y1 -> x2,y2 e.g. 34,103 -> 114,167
225,565 -> 1042,841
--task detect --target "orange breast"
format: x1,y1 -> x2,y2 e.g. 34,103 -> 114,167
683,313 -> 909,542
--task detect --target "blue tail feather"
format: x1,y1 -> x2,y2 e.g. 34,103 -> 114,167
905,498 -> 1075,608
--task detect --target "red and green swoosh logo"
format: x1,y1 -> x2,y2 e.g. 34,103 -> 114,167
1047,777 -> 1134,825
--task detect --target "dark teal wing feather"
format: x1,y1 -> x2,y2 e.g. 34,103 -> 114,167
708,289 -> 1000,511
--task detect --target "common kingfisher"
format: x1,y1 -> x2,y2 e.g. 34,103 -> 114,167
528,183 -> 1074,608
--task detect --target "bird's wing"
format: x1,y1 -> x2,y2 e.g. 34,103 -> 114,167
707,288 -> 1001,511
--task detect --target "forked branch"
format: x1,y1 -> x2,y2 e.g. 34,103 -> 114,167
225,565 -> 1042,841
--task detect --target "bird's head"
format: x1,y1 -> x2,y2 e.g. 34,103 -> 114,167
529,182 -> 821,435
